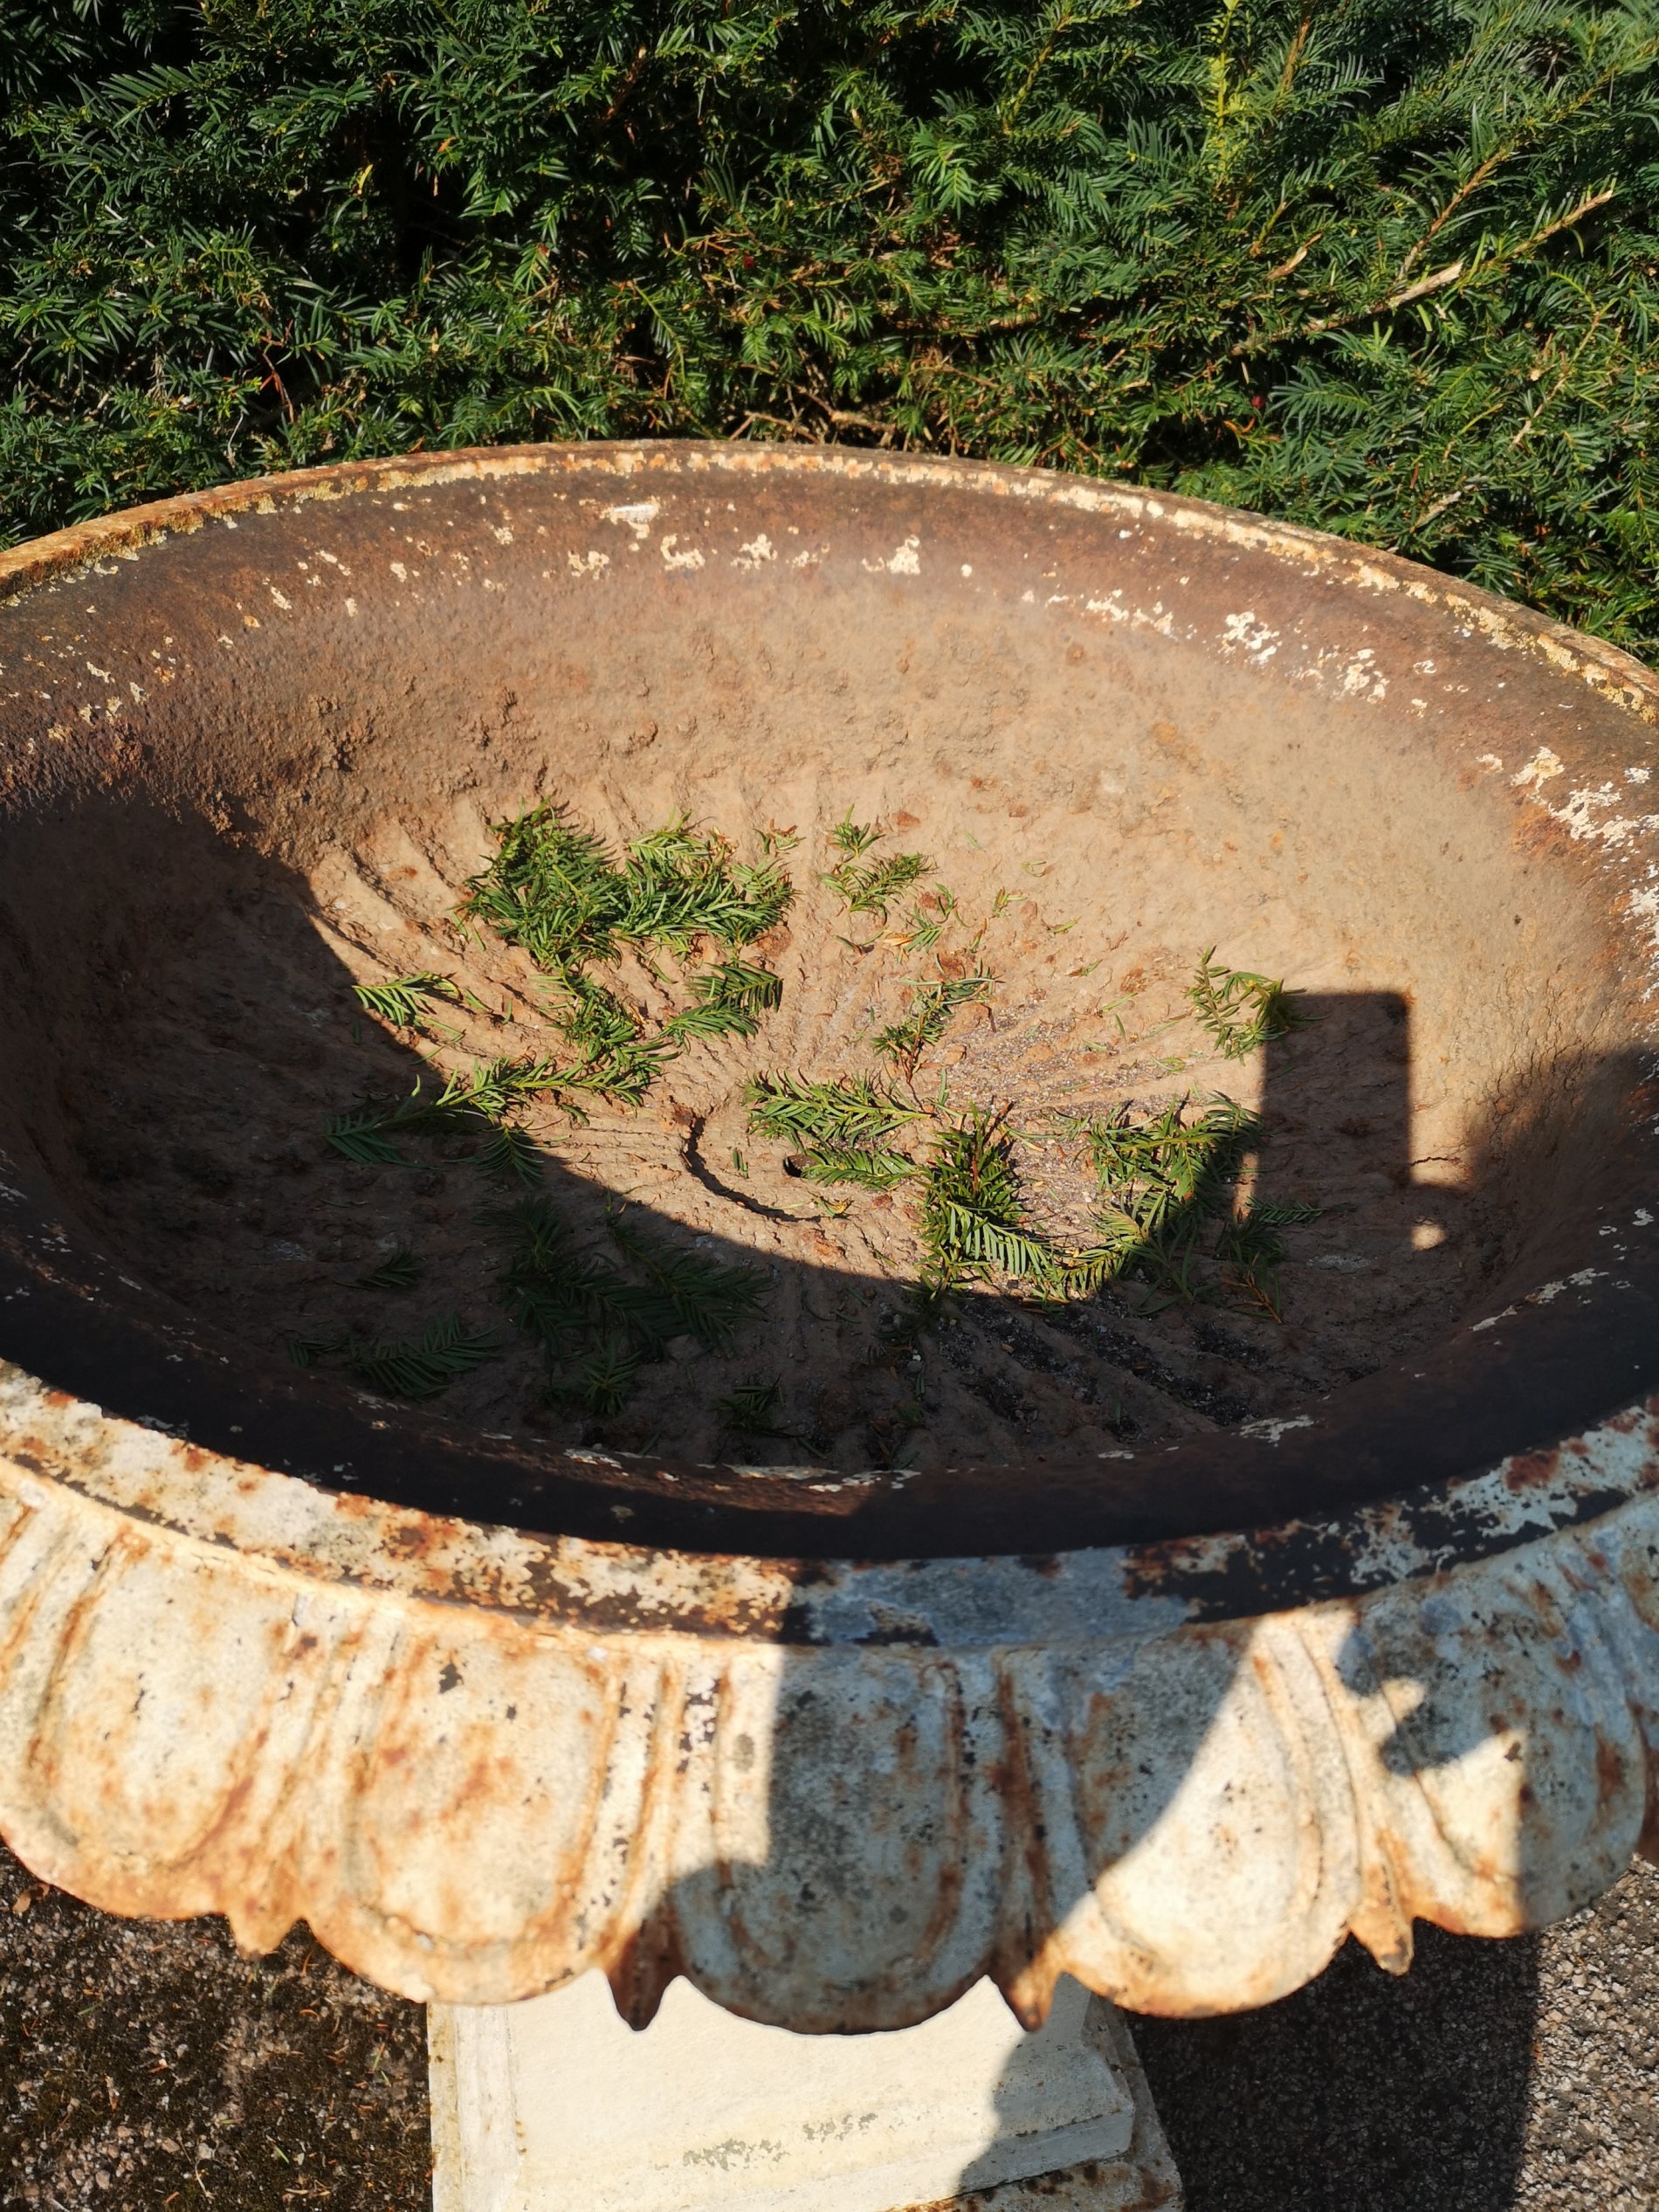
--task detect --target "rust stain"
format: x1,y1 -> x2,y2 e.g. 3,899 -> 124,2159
1504,1450 -> 1565,1493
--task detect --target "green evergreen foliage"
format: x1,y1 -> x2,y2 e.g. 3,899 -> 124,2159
351,972 -> 462,1029
874,970 -> 994,1074
574,1334 -> 640,1416
1078,1095 -> 1321,1313
1214,1195 -> 1323,1314
311,803 -> 783,1407
917,1108 -> 1066,1299
745,1070 -> 926,1147
1188,951 -> 1314,1061
794,1140 -> 919,1189
713,1376 -> 790,1435
325,1052 -> 571,1162
1084,1096 -> 1262,1234
355,1244 -> 420,1289
606,1209 -> 769,1350
3,1 -> 1656,644
473,1120 -> 544,1185
287,1313 -> 501,1398
462,808 -> 792,969
823,818 -> 934,923
489,1194 -> 764,1409
455,804 -> 790,1106
663,957 -> 786,1042
492,1196 -> 681,1352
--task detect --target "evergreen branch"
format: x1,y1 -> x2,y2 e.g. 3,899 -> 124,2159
874,969 -> 993,1072
473,1121 -> 543,1184
491,1196 -> 682,1350
917,1107 -> 1064,1299
823,809 -> 932,921
745,1070 -> 925,1146
662,956 -> 784,1041
293,1313 -> 500,1400
1187,950 -> 1314,1060
351,971 -> 461,1028
825,849 -> 932,921
606,1209 -> 768,1350
569,1333 -> 640,1415
795,1140 -> 917,1188
714,1376 -> 793,1436
356,1245 -> 420,1290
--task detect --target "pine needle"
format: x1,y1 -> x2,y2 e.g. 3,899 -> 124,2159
472,1122 -> 543,1184
1188,951 -> 1315,1060
898,887 -> 960,954
823,812 -> 932,921
290,1314 -> 499,1397
829,813 -> 880,859
492,1197 -> 679,1349
1085,1097 -> 1261,1234
715,1377 -> 791,1435
461,804 -> 793,969
607,1210 -> 767,1351
286,1330 -> 343,1368
325,1105 -> 410,1166
1077,1097 -> 1318,1311
571,1334 -> 639,1415
356,1245 -> 419,1289
795,1141 -> 917,1189
745,1071 -> 923,1147
917,1108 -> 1064,1299
345,1313 -> 500,1398
662,959 -> 783,1044
351,972 -> 461,1029
874,970 -> 993,1073
326,1054 -> 575,1162
1215,1197 -> 1323,1318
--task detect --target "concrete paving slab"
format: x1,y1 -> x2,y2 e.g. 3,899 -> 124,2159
429,1971 -> 1179,2212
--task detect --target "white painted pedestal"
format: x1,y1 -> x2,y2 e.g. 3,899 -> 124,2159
429,1972 -> 1182,2212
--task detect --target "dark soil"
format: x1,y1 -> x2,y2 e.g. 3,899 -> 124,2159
0,1844 -> 430,2212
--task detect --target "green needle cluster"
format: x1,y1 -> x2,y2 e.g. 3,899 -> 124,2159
823,817 -> 933,924
1188,950 -> 1315,1062
1078,1096 -> 1321,1315
874,972 -> 994,1076
916,1109 -> 1067,1301
458,805 -> 792,1107
463,807 -> 792,970
287,1313 -> 501,1401
351,973 -> 462,1030
299,799 -> 1326,1415
493,1198 -> 767,1413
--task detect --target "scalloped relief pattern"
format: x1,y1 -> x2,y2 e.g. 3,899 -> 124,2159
0,1440 -> 1656,2024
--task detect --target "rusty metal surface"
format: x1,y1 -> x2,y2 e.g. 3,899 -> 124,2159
1,1355 -> 1657,2026
0,445 -> 1657,2023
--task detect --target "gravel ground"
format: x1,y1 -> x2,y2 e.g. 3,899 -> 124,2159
1135,1855 -> 1659,2212
0,1838 -> 1655,2209
0,1844 -> 430,2210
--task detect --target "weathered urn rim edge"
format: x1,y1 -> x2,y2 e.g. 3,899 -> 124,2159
5,438 -> 1659,1581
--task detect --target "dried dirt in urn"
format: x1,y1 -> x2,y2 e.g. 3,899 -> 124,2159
56,781 -> 1519,1478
